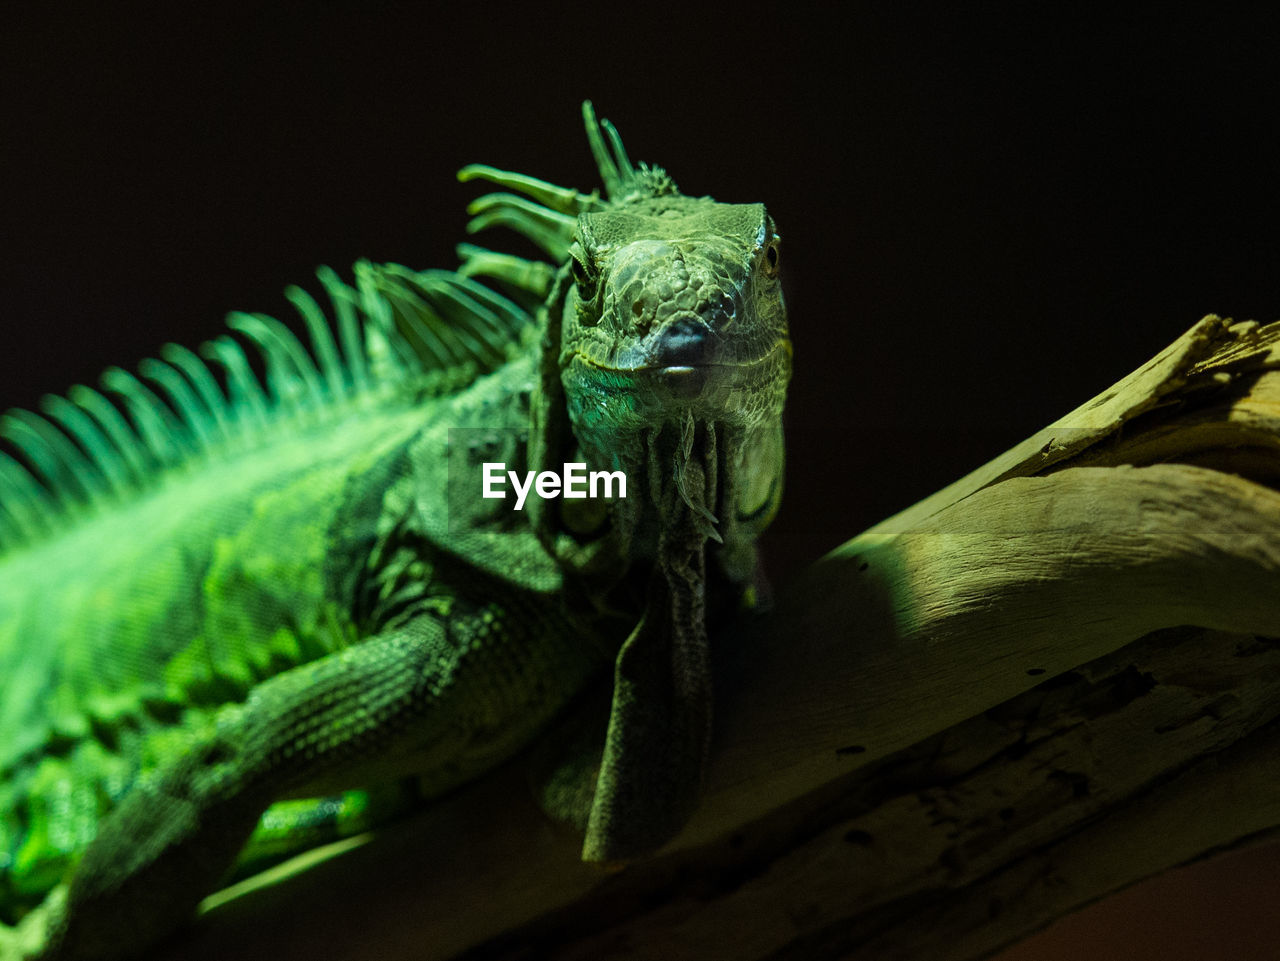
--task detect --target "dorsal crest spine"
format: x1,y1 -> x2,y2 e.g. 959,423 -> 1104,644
0,103 -> 653,557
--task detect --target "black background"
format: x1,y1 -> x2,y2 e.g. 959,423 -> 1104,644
2,6 -> 1277,958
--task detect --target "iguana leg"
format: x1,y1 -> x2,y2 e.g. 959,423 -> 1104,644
38,602 -> 595,961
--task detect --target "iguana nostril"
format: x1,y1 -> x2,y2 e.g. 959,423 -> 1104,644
702,292 -> 735,330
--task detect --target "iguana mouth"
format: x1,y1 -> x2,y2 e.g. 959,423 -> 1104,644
570,340 -> 792,375
651,364 -> 716,401
593,314 -> 781,372
565,344 -> 788,404
561,344 -> 790,435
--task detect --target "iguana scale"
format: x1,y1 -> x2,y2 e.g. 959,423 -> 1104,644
0,103 -> 791,960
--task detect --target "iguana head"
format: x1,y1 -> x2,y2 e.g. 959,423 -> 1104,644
558,190 -> 791,566
458,102 -> 792,862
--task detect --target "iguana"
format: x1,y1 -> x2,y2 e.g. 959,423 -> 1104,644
0,102 -> 791,960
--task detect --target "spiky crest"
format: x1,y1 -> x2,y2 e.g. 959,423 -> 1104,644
454,100 -> 677,281
0,103 -> 651,557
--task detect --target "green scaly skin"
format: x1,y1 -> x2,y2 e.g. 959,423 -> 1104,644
0,103 -> 790,959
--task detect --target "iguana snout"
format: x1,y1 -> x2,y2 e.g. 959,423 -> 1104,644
608,240 -> 740,371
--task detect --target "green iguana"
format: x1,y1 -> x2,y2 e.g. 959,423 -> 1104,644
0,103 -> 791,960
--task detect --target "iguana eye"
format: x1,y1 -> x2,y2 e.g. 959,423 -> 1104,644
570,255 -> 595,294
567,240 -> 597,301
568,247 -> 601,326
762,237 -> 781,278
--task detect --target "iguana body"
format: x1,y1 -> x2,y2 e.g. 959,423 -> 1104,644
0,104 -> 790,959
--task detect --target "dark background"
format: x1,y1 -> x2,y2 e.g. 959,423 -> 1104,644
2,6 -> 1277,958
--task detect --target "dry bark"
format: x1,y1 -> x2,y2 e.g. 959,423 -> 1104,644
173,316 -> 1280,960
